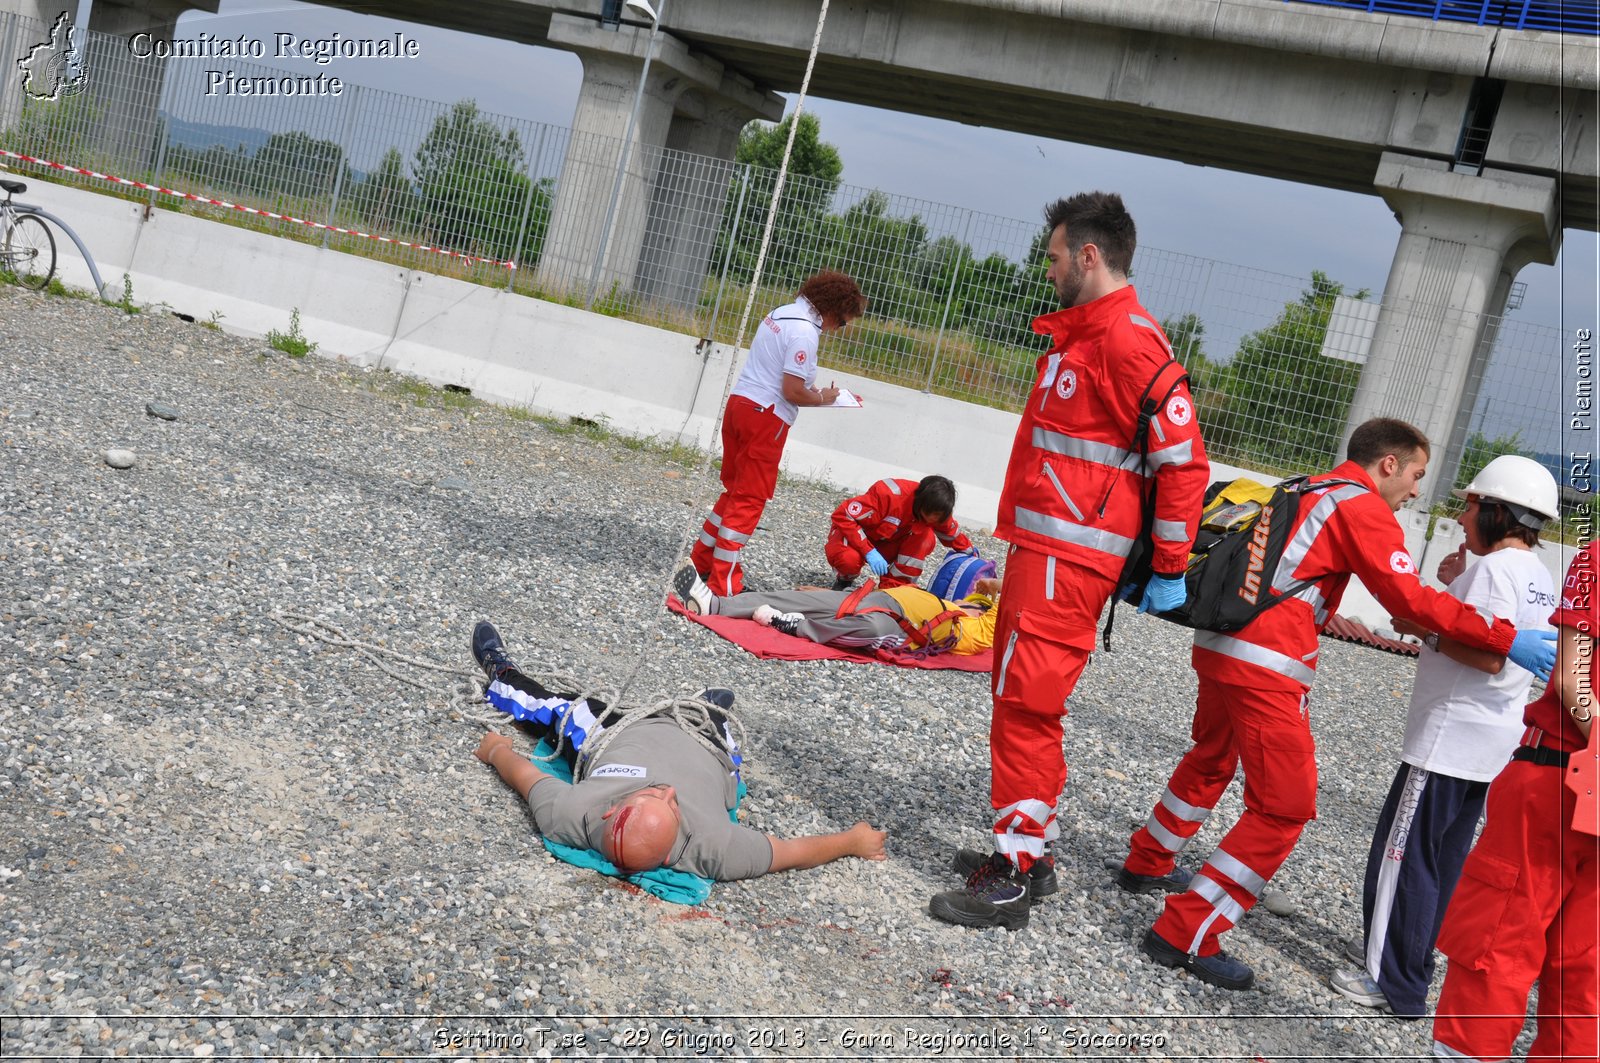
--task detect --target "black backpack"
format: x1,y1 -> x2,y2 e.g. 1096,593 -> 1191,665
1151,475 -> 1365,632
1099,359 -> 1190,650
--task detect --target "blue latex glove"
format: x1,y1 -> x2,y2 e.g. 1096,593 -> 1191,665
1138,573 -> 1187,615
1507,628 -> 1558,682
864,549 -> 890,577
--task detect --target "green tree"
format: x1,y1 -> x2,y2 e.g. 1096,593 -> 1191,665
1452,430 -> 1527,492
716,113 -> 844,285
252,130 -> 350,202
1214,271 -> 1369,470
412,100 -> 536,261
349,147 -> 416,232
1162,312 -> 1207,367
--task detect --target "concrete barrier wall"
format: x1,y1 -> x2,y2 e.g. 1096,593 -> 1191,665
18,173 -> 1576,631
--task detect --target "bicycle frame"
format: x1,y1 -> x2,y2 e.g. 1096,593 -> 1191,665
9,202 -> 109,298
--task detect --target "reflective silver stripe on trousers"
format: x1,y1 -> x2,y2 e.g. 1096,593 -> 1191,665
995,630 -> 1020,697
1193,630 -> 1317,685
1270,485 -> 1366,595
1015,506 -> 1136,559
1187,873 -> 1246,952
1153,517 -> 1188,543
1129,313 -> 1174,356
712,545 -> 742,563
698,530 -> 718,549
1208,848 -> 1268,898
702,510 -> 753,544
1144,815 -> 1190,854
996,797 -> 1057,825
1160,787 -> 1211,823
1042,462 -> 1086,520
1429,1040 -> 1482,1060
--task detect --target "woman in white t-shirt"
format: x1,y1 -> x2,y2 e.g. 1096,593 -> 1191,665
690,270 -> 866,597
1331,455 -> 1561,1017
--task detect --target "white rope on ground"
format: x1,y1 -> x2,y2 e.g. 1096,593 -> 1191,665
610,0 -> 835,711
272,611 -> 746,772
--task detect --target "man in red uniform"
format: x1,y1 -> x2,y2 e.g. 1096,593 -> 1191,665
929,191 -> 1211,931
826,474 -> 974,590
1431,545 -> 1597,1062
1121,418 -> 1561,989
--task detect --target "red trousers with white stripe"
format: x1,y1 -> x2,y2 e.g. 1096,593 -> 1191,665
691,397 -> 789,597
1431,759 -> 1599,1062
988,547 -> 1115,872
825,527 -> 935,588
1132,674 -> 1317,956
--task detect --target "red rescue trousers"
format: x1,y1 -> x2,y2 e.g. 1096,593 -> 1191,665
1133,675 -> 1317,957
691,396 -> 789,597
988,547 -> 1114,872
1432,758 -> 1599,1062
825,527 -> 935,588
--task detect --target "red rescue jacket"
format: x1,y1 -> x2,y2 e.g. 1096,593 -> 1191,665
831,477 -> 973,585
1193,461 -> 1518,693
996,286 -> 1209,577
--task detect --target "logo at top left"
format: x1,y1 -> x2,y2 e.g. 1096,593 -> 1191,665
17,11 -> 87,102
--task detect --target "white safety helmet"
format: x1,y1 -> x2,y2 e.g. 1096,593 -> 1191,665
1452,454 -> 1559,528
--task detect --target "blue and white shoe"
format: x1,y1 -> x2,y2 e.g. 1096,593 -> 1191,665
471,621 -> 517,681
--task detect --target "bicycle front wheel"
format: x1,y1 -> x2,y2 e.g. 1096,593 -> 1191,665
6,214 -> 57,291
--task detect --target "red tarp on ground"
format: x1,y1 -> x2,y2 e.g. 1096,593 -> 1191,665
665,597 -> 992,673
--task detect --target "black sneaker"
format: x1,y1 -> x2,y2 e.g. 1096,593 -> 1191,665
1140,928 -> 1255,990
1116,864 -> 1195,894
695,687 -> 735,711
471,621 -> 517,681
951,848 -> 1058,901
673,561 -> 715,615
928,853 -> 1031,931
770,612 -> 803,637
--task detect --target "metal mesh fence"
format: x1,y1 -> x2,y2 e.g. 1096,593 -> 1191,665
0,8 -> 1578,517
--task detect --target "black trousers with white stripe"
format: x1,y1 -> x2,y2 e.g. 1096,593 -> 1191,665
1358,762 -> 1488,1018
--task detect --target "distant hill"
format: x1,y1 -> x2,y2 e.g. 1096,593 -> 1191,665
161,115 -> 271,156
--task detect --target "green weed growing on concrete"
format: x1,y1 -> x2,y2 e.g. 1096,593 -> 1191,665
114,273 -> 140,314
200,310 -> 225,331
266,307 -> 318,358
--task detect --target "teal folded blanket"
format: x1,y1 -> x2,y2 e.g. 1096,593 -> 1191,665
528,740 -> 744,906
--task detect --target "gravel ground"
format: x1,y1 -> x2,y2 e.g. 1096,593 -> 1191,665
0,287 -> 1512,1060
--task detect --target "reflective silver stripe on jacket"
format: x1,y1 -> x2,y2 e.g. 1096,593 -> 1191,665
1144,439 -> 1195,472
881,478 -> 901,495
1032,427 -> 1133,468
1042,462 -> 1086,521
1269,484 -> 1366,595
1193,630 -> 1317,685
1031,426 -> 1195,477
1015,507 -> 1136,559
1129,313 -> 1174,355
1153,517 -> 1188,543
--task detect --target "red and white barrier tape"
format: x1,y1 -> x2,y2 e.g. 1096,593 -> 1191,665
0,148 -> 519,270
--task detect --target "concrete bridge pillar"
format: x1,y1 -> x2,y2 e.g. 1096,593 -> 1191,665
1343,152 -> 1559,506
538,13 -> 780,306
80,0 -> 198,174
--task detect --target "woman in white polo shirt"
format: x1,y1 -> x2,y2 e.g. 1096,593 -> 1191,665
691,270 -> 866,597
1332,455 -> 1560,1018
